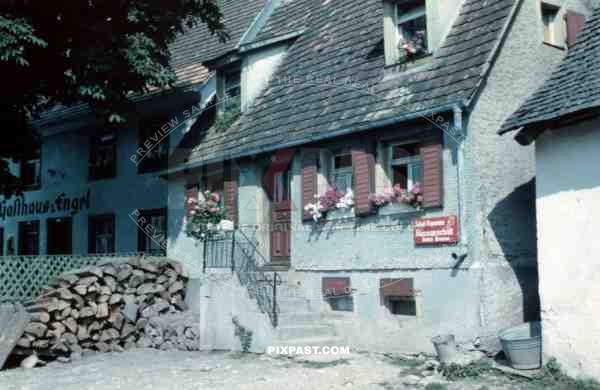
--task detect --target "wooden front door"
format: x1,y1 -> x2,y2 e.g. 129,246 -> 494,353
270,168 -> 291,264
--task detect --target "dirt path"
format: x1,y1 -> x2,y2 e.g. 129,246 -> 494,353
0,349 -> 531,390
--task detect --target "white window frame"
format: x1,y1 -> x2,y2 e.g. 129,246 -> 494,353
388,141 -> 422,191
541,2 -> 563,47
330,149 -> 353,194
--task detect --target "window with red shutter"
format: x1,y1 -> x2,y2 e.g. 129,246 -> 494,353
352,146 -> 375,216
380,278 -> 416,316
565,10 -> 586,48
223,165 -> 238,225
322,277 -> 353,311
420,137 -> 443,209
301,152 -> 318,221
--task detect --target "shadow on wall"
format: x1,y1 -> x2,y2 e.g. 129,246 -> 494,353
487,178 -> 540,322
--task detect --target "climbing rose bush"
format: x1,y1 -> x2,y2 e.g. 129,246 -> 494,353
185,190 -> 233,241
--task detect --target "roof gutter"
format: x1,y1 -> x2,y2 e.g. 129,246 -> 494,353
161,102 -> 463,177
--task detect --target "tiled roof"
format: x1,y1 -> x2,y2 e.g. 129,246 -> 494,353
252,0 -> 312,43
36,0 -> 266,127
500,7 -> 600,136
180,0 -> 518,166
170,0 -> 267,67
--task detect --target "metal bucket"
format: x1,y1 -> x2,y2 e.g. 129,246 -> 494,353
431,334 -> 459,364
500,321 -> 542,370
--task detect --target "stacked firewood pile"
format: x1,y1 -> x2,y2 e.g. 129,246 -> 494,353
16,257 -> 199,356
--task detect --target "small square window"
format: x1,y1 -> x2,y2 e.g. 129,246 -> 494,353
322,277 -> 354,312
542,3 -> 561,46
380,278 -> 417,316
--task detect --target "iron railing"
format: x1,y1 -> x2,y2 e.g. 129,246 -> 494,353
202,230 -> 280,327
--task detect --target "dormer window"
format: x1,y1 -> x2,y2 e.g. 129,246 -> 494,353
396,1 -> 428,62
541,3 -> 562,47
383,0 -> 429,67
217,65 -> 241,118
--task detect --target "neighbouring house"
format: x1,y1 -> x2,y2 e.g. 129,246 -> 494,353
500,7 -> 599,380
162,0 -> 593,353
0,0 -> 266,259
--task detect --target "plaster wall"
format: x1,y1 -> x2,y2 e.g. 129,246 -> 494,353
535,120 -> 600,380
460,0 -> 590,346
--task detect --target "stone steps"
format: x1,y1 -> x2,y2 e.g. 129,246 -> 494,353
277,323 -> 337,339
274,335 -> 346,348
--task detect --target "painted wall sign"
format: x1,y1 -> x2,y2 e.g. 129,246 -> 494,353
0,190 -> 91,221
414,215 -> 459,245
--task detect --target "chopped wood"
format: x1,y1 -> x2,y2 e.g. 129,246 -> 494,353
20,257 -> 191,356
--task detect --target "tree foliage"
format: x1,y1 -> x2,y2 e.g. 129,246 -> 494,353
0,0 -> 228,195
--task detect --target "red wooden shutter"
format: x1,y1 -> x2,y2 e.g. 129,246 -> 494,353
302,152 -> 318,221
352,146 -> 375,216
421,136 -> 443,209
223,164 -> 238,225
565,11 -> 586,48
322,277 -> 351,296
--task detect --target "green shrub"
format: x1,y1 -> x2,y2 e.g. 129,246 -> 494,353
442,362 -> 491,381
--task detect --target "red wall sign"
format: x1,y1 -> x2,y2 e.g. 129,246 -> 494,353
414,215 -> 459,245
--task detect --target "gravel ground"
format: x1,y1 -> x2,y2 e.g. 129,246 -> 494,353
0,349 -> 531,390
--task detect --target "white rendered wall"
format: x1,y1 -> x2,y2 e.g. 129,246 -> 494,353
536,120 -> 600,380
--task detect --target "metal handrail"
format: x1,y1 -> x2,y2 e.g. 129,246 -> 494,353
231,230 -> 279,327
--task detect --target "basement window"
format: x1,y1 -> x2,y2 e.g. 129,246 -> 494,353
322,277 -> 354,312
380,278 -> 417,316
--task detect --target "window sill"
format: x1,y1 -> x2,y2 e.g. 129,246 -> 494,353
325,208 -> 355,221
542,41 -> 566,50
384,54 -> 433,78
377,203 -> 422,217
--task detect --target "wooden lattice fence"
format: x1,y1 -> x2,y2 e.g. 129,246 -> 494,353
0,253 -> 149,302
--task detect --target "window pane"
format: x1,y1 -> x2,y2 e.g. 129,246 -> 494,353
334,153 -> 352,169
386,296 -> 417,316
393,165 -> 408,188
334,171 -> 353,193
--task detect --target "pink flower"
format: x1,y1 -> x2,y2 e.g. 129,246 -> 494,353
211,193 -> 221,203
393,184 -> 405,196
410,182 -> 422,195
